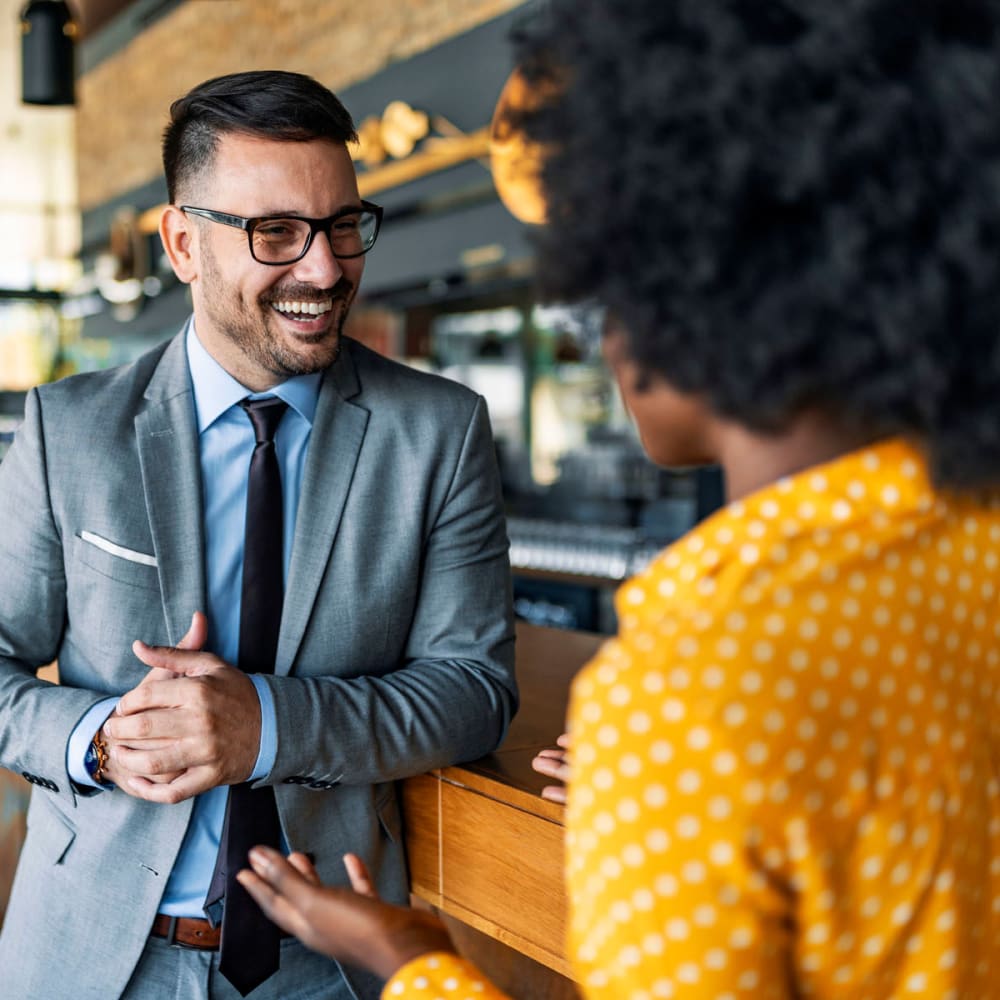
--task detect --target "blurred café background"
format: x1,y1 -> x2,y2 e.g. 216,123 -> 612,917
0,0 -> 725,641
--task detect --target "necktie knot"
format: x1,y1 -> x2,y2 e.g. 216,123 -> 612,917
239,396 -> 288,444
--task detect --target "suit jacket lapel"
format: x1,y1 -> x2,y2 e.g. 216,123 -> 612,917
135,333 -> 207,646
278,340 -> 369,675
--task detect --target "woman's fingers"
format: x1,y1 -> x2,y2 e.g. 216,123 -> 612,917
540,784 -> 568,804
244,846 -> 315,907
343,852 -> 378,897
287,851 -> 321,885
237,863 -> 308,939
532,750 -> 570,781
533,735 -> 571,805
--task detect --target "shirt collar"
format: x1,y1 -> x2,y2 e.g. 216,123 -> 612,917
185,318 -> 321,433
719,436 -> 934,534
618,436 -> 935,631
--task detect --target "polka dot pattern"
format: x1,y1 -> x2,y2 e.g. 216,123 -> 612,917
386,953 -> 506,999
562,440 -> 999,999
382,440 -> 999,999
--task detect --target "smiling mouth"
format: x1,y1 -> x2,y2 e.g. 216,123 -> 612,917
271,298 -> 334,319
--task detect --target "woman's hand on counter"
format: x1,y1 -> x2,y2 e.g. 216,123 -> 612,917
237,848 -> 456,981
531,732 -> 571,803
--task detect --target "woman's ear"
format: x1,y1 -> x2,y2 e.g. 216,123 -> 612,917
159,205 -> 198,283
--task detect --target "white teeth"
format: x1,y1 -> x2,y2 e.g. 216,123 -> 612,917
274,299 -> 332,316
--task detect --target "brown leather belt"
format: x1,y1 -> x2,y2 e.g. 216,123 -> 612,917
150,914 -> 221,950
150,913 -> 288,950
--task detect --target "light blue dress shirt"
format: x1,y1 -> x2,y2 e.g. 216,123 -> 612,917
67,319 -> 320,915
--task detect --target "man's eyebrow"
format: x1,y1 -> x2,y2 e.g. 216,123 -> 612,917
255,203 -> 364,218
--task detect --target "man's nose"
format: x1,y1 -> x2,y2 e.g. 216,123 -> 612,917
290,230 -> 344,286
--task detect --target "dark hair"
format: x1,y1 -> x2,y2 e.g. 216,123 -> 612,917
515,0 -> 1000,489
162,70 -> 358,203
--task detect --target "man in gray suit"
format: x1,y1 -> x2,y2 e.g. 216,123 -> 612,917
0,70 -> 516,999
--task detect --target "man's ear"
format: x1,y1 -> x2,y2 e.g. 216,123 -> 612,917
159,205 -> 198,283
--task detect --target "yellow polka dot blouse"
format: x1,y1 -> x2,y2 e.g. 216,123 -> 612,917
385,439 -> 1000,999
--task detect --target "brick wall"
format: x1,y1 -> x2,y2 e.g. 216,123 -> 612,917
77,0 -> 528,212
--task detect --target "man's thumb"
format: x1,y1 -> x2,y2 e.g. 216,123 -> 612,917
177,610 -> 209,651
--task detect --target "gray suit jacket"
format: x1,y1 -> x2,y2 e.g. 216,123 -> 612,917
0,331 -> 516,999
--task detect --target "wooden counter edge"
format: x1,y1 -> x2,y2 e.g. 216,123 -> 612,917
440,897 -> 574,980
435,764 -> 567,825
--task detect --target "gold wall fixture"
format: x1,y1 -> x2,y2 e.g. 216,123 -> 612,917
356,128 -> 492,198
350,99 -> 491,197
354,100 -> 431,165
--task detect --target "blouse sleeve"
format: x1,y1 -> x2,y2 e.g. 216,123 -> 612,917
382,952 -> 512,999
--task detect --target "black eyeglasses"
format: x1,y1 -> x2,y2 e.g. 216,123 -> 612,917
179,201 -> 383,265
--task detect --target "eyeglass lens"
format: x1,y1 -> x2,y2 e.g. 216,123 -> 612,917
251,210 -> 378,263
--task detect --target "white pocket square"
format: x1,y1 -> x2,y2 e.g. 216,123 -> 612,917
79,530 -> 158,568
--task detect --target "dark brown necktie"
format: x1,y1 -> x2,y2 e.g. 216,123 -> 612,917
209,396 -> 288,996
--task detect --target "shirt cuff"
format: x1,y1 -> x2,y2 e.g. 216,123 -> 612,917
67,697 -> 119,789
249,674 -> 277,781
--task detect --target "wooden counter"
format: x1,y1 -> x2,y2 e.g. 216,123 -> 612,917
401,622 -> 604,987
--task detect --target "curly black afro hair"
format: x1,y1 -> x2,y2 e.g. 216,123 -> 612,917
514,0 -> 1000,489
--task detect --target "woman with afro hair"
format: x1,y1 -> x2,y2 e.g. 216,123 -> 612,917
237,1 -> 1000,996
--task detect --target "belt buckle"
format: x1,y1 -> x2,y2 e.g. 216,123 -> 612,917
163,916 -> 181,947
165,916 -> 192,949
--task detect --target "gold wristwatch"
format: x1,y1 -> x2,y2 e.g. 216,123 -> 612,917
84,727 -> 112,788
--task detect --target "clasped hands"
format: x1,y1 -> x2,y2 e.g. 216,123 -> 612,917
100,611 -> 261,804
